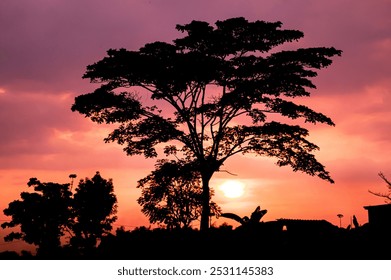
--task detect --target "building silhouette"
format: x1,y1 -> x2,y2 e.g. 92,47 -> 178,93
364,203 -> 391,236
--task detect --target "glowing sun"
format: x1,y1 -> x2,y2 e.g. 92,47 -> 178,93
219,180 -> 245,198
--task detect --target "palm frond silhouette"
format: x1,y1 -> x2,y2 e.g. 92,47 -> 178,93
221,206 -> 267,226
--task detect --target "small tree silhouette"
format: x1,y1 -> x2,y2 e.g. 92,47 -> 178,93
137,159 -> 220,229
337,214 -> 344,228
71,171 -> 118,255
1,178 -> 72,257
1,171 -> 117,257
69,174 -> 77,191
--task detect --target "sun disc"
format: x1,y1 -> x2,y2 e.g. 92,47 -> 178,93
219,180 -> 245,198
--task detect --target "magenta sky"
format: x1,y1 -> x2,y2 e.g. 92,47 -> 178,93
1,0 -> 391,252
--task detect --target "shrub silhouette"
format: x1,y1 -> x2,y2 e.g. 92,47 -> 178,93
220,205 -> 267,227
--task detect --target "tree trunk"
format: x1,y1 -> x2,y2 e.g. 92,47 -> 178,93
200,175 -> 211,231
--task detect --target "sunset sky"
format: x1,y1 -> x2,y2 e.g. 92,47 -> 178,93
1,0 -> 391,252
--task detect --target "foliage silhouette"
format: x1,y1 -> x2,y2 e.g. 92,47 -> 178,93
137,159 -> 220,229
95,220 -> 382,260
337,213 -> 344,227
221,205 -> 267,227
369,172 -> 391,203
69,173 -> 77,190
353,215 -> 360,228
1,178 -> 72,257
1,171 -> 117,257
71,16 -> 342,231
70,171 -> 118,255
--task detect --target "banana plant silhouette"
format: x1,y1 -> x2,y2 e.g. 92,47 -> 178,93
221,206 -> 267,227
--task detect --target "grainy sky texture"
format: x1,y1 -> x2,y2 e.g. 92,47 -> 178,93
1,0 -> 390,252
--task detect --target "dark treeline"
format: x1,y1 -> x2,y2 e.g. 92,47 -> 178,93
0,220 -> 388,260
98,222 -> 384,260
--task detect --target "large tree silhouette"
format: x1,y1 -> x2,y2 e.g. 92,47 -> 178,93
71,17 -> 342,231
137,159 -> 220,229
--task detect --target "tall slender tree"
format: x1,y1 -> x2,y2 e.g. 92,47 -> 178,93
71,17 -> 342,231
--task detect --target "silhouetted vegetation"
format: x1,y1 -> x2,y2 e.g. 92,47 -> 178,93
85,220 -> 381,260
1,178 -> 72,257
7,17 -> 387,261
352,215 -> 360,229
369,172 -> 391,203
71,16 -> 341,231
2,203 -> 390,260
69,172 -> 118,256
221,205 -> 267,227
137,159 -> 221,229
1,171 -> 117,258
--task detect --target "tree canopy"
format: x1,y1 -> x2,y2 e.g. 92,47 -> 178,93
1,172 -> 117,257
1,178 -> 72,256
71,171 -> 118,254
137,159 -> 220,229
71,17 -> 342,230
